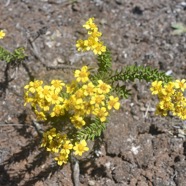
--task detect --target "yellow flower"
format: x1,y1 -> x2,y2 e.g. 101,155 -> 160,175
73,140 -> 89,156
24,80 -> 43,93
151,79 -> 186,120
161,82 -> 175,96
83,17 -> 97,31
172,91 -> 184,102
74,66 -> 90,83
76,39 -> 87,51
82,82 -> 95,96
50,104 -> 65,117
55,151 -> 68,166
0,30 -> 6,39
46,132 -> 66,153
90,94 -> 105,106
76,18 -> 107,55
179,108 -> 186,120
51,80 -> 65,93
159,100 -> 174,111
93,107 -> 108,122
96,80 -> 111,94
88,30 -> 102,38
150,81 -> 162,95
174,79 -> 186,92
84,37 -> 98,50
46,92 -> 63,105
38,85 -> 51,99
35,110 -> 47,121
42,133 -> 62,153
92,42 -> 106,55
63,140 -> 73,154
47,128 -> 57,141
70,115 -> 86,129
47,141 -> 60,153
107,96 -> 120,110
172,105 -> 183,116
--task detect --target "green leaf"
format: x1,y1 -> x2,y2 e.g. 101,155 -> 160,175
76,118 -> 106,141
0,46 -> 26,63
171,22 -> 186,35
110,65 -> 173,83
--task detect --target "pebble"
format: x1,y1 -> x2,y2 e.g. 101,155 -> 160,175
88,180 -> 95,186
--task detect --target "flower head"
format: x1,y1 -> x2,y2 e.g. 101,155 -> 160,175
82,82 -> 95,96
150,81 -> 162,95
96,80 -> 111,94
50,104 -> 65,117
93,107 -> 108,122
63,140 -> 73,154
74,66 -> 90,83
24,80 -> 43,93
93,42 -> 106,55
70,115 -> 86,129
83,17 -> 97,31
0,30 -> 6,39
76,18 -> 106,55
55,151 -> 68,166
174,79 -> 186,92
150,79 -> 186,121
76,39 -> 87,52
107,96 -> 120,110
51,80 -> 65,93
73,140 -> 89,156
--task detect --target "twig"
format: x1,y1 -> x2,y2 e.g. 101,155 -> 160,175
71,154 -> 80,186
48,0 -> 77,6
30,115 -> 43,137
28,37 -> 45,64
5,0 -> 10,7
0,123 -> 28,126
44,65 -> 77,70
144,103 -> 150,118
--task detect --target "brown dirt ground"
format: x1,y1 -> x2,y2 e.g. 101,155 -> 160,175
0,0 -> 186,186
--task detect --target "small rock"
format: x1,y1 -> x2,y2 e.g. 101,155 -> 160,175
45,41 -> 55,48
56,57 -> 64,64
88,180 -> 95,186
180,2 -> 186,8
115,0 -> 123,5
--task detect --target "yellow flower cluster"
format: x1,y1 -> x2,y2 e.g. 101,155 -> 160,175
76,17 -> 106,55
24,66 -> 120,165
150,79 -> 186,120
41,128 -> 89,166
24,66 -> 120,125
0,30 -> 6,39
